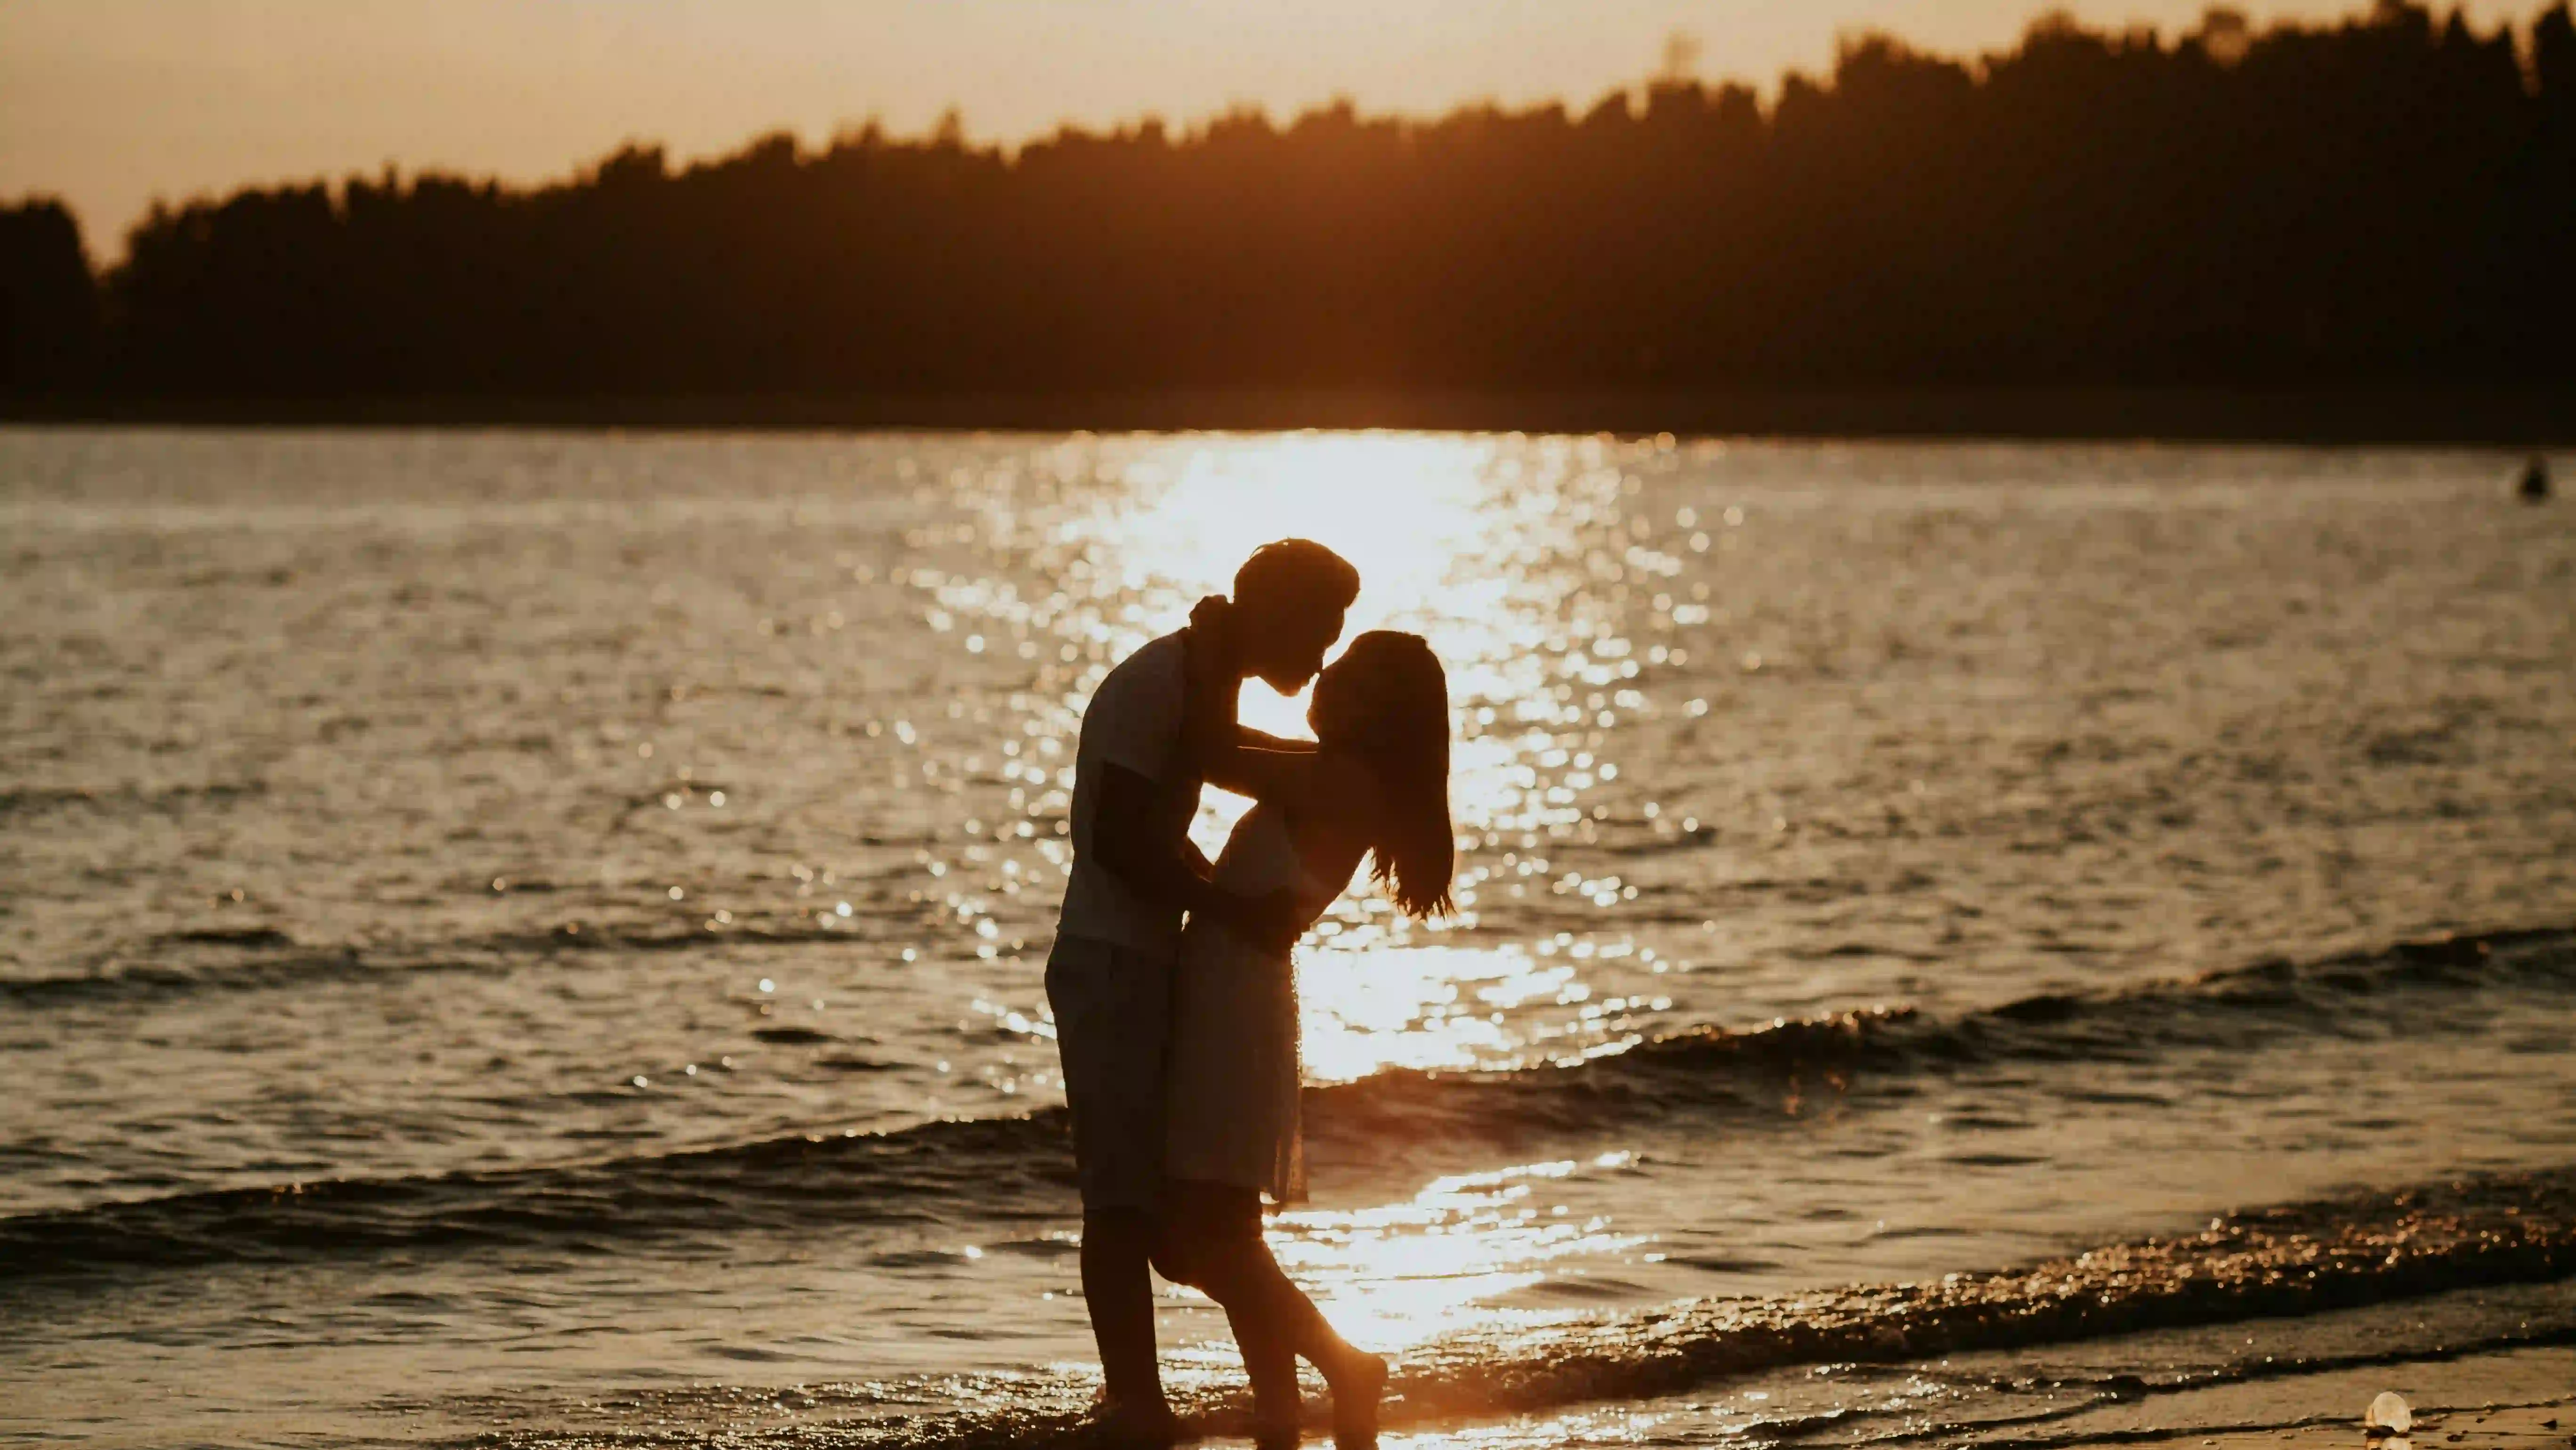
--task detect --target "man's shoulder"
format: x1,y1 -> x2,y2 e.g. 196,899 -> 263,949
1124,629 -> 1188,673
1077,632 -> 1188,759
1094,630 -> 1187,701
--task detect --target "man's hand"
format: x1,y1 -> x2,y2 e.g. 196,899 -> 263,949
1210,886 -> 1308,956
1184,595 -> 1230,682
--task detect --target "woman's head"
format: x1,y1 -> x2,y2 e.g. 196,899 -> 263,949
1309,631 -> 1455,920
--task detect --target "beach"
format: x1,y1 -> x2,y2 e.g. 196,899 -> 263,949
2165,1395 -> 2575,1450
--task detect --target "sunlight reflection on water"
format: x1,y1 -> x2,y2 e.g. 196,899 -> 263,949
1375,1407 -> 1677,1450
934,431 -> 1662,1085
1159,1155 -> 1649,1357
11,427 -> 2576,1444
1281,1154 -> 1650,1350
929,432 -> 1674,1354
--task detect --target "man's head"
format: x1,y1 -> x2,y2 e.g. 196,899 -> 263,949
1229,539 -> 1360,693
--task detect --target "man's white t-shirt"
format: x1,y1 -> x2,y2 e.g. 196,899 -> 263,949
1058,631 -> 1199,955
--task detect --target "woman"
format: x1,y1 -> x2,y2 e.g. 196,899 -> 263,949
1157,629 -> 1456,1446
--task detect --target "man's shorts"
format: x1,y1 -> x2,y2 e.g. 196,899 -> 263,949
1044,933 -> 1175,1213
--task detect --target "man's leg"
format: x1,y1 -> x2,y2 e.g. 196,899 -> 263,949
1081,1206 -> 1166,1414
1050,936 -> 1178,1430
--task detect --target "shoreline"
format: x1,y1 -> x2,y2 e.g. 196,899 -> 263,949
2183,1401 -> 2576,1450
2033,1370 -> 2576,1450
5,382 -> 2574,445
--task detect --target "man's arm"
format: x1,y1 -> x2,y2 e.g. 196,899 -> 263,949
1199,740 -> 1322,803
1092,763 -> 1224,918
1093,763 -> 1303,952
1175,601 -> 1320,792
1236,726 -> 1317,754
1181,671 -> 1322,801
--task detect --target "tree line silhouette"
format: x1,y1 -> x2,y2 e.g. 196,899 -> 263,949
4,0 -> 2574,410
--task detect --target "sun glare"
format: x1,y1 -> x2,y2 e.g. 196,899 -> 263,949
1063,434 -> 1497,734
1272,1155 -> 1649,1350
923,431 -> 1682,1365
936,431 -> 1662,1072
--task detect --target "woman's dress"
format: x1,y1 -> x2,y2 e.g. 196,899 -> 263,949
1163,804 -> 1344,1204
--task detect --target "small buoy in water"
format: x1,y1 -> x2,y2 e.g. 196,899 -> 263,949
2368,1391 -> 2414,1436
2519,456 -> 2551,503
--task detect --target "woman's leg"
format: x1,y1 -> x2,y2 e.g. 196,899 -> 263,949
1156,1182 -> 1302,1429
1164,1181 -> 1386,1442
1223,1302 -> 1302,1439
1210,1225 -> 1384,1443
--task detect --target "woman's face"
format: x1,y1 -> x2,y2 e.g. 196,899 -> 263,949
1305,652 -> 1370,742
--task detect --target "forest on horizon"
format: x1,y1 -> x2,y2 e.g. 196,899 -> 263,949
4,0 -> 2575,411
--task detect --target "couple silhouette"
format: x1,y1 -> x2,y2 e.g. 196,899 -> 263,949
1044,540 -> 1456,1447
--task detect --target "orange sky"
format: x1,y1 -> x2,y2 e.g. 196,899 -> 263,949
0,0 -> 2540,259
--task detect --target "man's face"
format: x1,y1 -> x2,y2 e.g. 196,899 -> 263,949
1250,605 -> 1347,695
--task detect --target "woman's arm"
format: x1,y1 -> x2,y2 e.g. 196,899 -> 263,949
1178,600 -> 1321,802
1200,738 -> 1321,802
1093,763 -> 1306,952
1236,725 -> 1317,754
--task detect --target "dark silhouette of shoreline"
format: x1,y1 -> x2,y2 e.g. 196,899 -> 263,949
5,1 -> 2574,440
11,383 -> 2573,444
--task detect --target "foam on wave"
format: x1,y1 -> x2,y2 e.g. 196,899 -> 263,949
3,925 -> 2566,1279
486,1165 -> 2576,1449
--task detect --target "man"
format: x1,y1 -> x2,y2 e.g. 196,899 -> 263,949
1044,539 -> 1361,1441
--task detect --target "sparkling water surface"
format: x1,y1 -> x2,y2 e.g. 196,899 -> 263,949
2,428 -> 2572,1447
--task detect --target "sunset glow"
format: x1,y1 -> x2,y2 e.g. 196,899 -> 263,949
935,433 -> 1672,1088
8,0 -> 2574,1434
0,0 -> 2541,255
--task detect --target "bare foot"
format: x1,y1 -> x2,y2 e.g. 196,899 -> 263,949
1326,1350 -> 1388,1449
1251,1393 -> 1304,1449
1098,1396 -> 1197,1448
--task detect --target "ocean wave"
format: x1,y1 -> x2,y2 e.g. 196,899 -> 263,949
481,1166 -> 2576,1449
7,906 -> 2562,1024
0,779 -> 267,821
1378,1165 -> 2576,1421
3,924 -> 2567,1279
0,917 -> 914,1006
0,1111 -> 1080,1278
1306,922 -> 2574,1133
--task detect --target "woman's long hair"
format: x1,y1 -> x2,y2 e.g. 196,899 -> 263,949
1332,632 -> 1455,920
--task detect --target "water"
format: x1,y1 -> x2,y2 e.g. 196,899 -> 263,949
2,427 -> 2572,1447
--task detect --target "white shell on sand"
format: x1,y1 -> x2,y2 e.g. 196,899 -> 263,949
2367,1391 -> 2414,1434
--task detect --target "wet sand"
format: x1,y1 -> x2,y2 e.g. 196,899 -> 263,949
2033,1370 -> 2576,1450
2188,1401 -> 2576,1450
